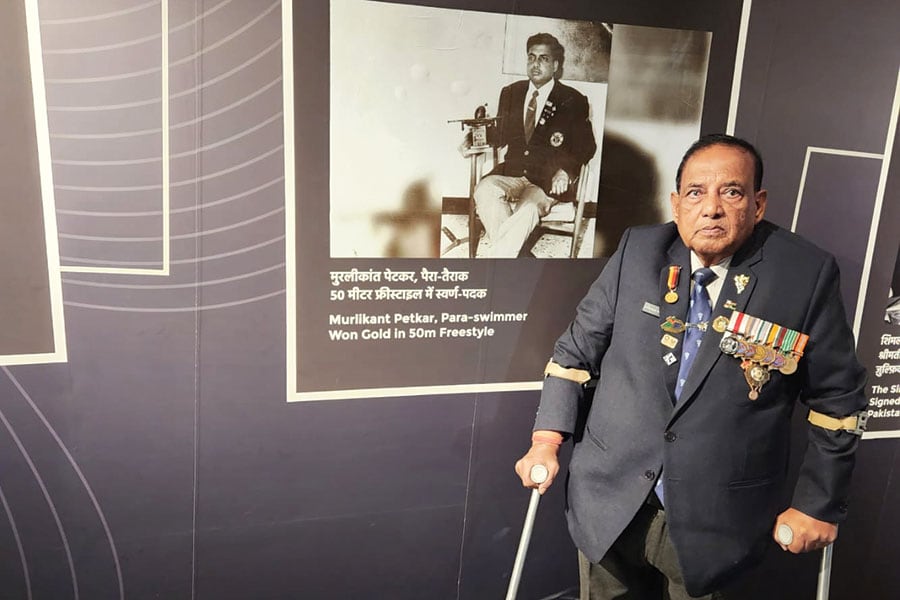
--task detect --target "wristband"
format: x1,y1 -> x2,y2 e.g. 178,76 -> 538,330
532,433 -> 563,446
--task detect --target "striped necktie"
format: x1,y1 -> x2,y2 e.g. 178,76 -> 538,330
524,90 -> 538,143
675,267 -> 716,400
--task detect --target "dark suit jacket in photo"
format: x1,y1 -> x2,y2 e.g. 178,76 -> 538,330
535,221 -> 866,596
489,79 -> 596,201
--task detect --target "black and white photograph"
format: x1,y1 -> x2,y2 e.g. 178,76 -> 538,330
329,0 -> 710,259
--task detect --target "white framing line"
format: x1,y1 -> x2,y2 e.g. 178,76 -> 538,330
790,146 -> 885,233
855,68 -> 900,441
863,430 -> 900,440
59,0 -> 170,277
726,0 -> 752,135
283,0 -> 299,401
293,381 -> 543,403
2,0 -> 69,366
284,1 -> 754,402
853,68 -> 900,340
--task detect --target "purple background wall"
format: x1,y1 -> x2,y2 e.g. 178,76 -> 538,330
0,1 -> 897,599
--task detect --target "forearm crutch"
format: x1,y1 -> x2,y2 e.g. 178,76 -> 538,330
505,464 -> 549,600
776,524 -> 834,599
816,543 -> 833,600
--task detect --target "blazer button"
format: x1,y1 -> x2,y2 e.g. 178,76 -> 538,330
644,470 -> 656,480
523,169 -> 528,174
524,150 -> 530,156
664,431 -> 677,442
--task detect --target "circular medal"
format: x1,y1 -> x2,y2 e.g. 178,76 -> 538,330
751,345 -> 768,362
712,316 -> 729,333
736,340 -> 754,358
719,336 -> 739,355
749,365 -> 770,384
665,291 -> 678,304
780,355 -> 798,375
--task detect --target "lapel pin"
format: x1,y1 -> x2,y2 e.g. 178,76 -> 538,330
661,333 -> 679,349
642,302 -> 660,317
663,352 -> 677,365
734,274 -> 750,294
723,299 -> 737,310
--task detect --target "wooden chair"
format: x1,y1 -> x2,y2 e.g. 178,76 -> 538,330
527,159 -> 595,258
443,154 -> 595,258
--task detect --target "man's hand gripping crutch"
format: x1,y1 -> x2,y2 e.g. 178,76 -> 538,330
506,431 -> 564,600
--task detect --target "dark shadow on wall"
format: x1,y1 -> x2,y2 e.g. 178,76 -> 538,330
593,131 -> 663,257
374,179 -> 442,258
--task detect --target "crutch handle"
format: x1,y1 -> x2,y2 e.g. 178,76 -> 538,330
530,463 -> 549,485
776,523 -> 793,546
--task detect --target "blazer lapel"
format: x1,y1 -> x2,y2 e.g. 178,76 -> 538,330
511,82 -> 528,138
670,238 -> 765,418
535,83 -> 562,134
659,241 -> 691,405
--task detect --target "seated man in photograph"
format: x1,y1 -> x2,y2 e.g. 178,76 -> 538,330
465,33 -> 597,258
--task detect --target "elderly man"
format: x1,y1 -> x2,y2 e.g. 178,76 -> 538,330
468,32 -> 596,258
515,134 -> 867,598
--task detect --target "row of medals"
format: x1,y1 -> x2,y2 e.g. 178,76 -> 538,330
661,309 -> 807,400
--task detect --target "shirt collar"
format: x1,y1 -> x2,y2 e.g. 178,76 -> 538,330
690,252 -> 731,278
528,78 -> 555,102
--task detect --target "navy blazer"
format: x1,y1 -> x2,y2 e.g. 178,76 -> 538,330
535,221 -> 866,595
489,79 -> 596,199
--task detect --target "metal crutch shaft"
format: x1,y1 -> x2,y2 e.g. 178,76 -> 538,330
816,543 -> 833,600
775,523 -> 834,599
505,464 -> 549,600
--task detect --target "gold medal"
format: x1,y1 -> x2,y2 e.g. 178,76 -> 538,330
779,355 -> 798,375
712,316 -> 729,333
743,362 -> 770,400
751,345 -> 768,362
665,266 -> 681,304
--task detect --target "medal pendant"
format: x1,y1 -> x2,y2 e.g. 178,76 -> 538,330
736,340 -> 755,358
743,362 -> 770,400
664,266 -> 681,304
712,316 -> 729,333
719,335 -> 739,355
779,355 -> 798,375
751,345 -> 768,362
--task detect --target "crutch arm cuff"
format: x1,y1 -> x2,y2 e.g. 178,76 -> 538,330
544,359 -> 591,385
808,409 -> 867,436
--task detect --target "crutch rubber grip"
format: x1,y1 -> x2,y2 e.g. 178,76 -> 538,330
530,464 -> 548,485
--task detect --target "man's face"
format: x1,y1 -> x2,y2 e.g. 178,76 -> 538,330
527,44 -> 557,87
670,144 -> 767,266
